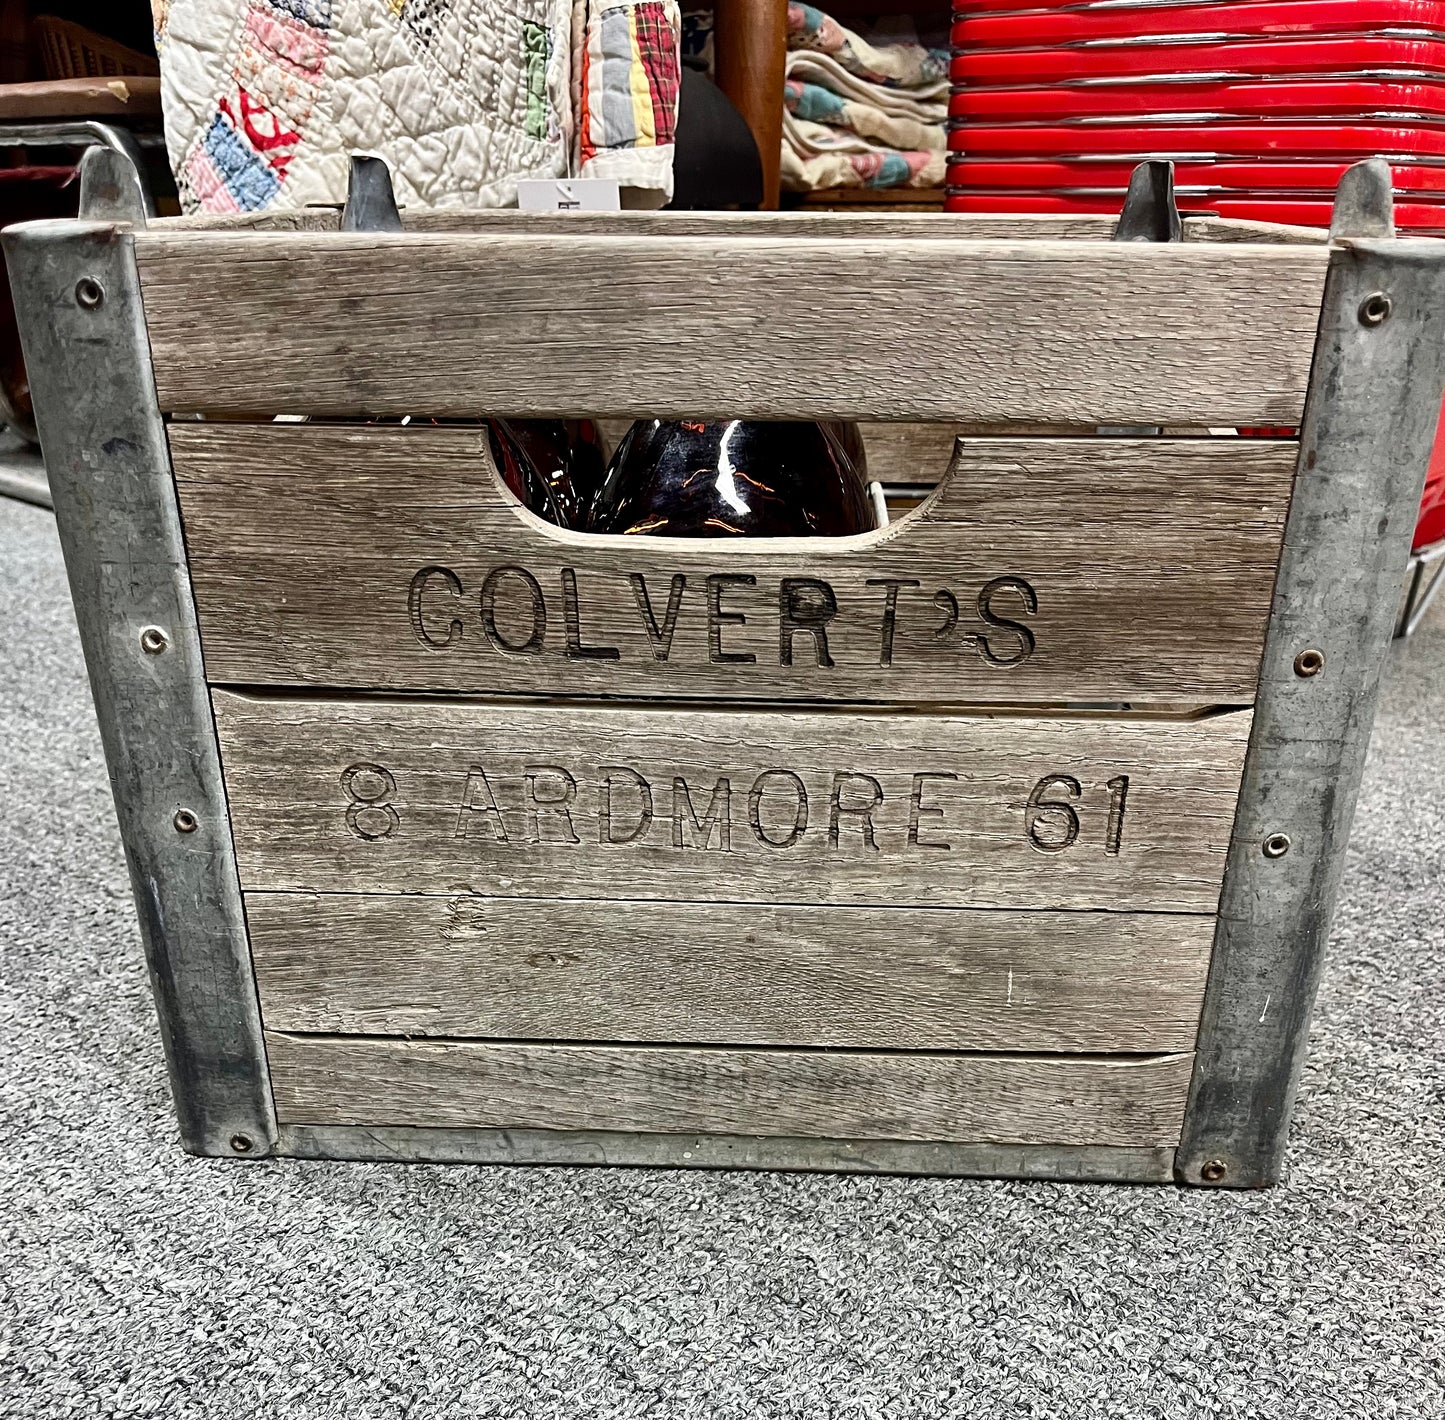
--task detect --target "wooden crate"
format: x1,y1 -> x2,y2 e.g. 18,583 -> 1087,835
8,155 -> 1440,1187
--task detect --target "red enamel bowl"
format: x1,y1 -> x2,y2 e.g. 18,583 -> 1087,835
949,35 -> 1445,85
952,1 -> 1445,48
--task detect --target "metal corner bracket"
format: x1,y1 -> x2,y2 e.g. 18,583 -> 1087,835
1177,198 -> 1445,1185
3,216 -> 278,1158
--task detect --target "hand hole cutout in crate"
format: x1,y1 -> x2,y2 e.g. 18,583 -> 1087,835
170,418 -> 1296,707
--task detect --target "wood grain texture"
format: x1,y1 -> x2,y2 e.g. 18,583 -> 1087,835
249,891 -> 1213,1051
172,424 -> 1295,705
715,0 -> 787,208
133,231 -> 1327,423
266,1033 -> 1195,1146
1183,217 -> 1329,245
213,692 -> 1249,911
275,1122 -> 1178,1179
148,209 -> 1297,241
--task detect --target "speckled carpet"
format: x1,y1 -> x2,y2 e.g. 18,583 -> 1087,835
2,494 -> 1441,1418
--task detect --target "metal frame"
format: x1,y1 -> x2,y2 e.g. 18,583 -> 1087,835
8,154 -> 1440,1182
1176,162 -> 1445,1188
0,121 -> 159,218
2,202 -> 276,1158
1396,536 -> 1445,638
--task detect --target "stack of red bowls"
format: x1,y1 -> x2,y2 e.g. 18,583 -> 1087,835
947,0 -> 1445,550
946,0 -> 1445,232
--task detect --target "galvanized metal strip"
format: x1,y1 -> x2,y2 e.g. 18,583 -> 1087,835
3,218 -> 276,1157
278,1125 -> 1175,1182
1177,235 -> 1445,1188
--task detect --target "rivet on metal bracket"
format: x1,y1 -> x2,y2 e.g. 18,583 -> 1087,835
340,154 -> 404,234
74,277 -> 103,310
1293,648 -> 1325,677
1262,833 -> 1292,859
173,808 -> 199,834
1200,1158 -> 1229,1183
139,626 -> 169,655
1358,292 -> 1393,327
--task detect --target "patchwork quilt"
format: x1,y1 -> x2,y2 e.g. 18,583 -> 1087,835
152,0 -> 680,213
779,4 -> 947,193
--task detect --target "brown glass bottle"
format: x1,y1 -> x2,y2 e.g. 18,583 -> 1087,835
486,419 -> 607,529
588,420 -> 872,537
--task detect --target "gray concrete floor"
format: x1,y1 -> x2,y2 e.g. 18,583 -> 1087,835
2,494 -> 1442,1418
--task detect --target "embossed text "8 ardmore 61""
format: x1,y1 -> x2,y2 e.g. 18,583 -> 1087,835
345,760 -> 1128,857
213,696 -> 1253,914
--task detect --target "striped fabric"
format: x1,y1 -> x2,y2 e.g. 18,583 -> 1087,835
577,0 -> 681,203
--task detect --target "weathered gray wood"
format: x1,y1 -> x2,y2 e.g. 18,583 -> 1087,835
134,231 -> 1327,423
149,208 -> 1314,244
213,691 -> 1249,912
172,424 -> 1295,705
151,210 -> 1135,237
267,1034 -> 1195,1146
276,1122 -> 1178,1180
249,892 -> 1213,1052
1183,217 -> 1328,245
858,422 -> 964,486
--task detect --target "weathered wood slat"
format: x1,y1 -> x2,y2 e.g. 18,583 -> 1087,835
275,1123 -> 1179,1179
134,232 -> 1327,423
213,692 -> 1249,912
150,209 -> 1310,243
152,210 -> 1139,237
249,891 -> 1213,1052
172,425 -> 1295,705
266,1033 -> 1195,1146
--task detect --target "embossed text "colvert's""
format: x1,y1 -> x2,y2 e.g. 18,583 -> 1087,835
407,565 -> 1038,668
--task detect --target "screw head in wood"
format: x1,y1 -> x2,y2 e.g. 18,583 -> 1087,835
1358,291 -> 1392,326
1293,648 -> 1325,677
139,626 -> 168,655
1200,1158 -> 1228,1183
173,808 -> 199,833
1263,833 -> 1291,859
74,276 -> 104,310
230,1133 -> 254,1154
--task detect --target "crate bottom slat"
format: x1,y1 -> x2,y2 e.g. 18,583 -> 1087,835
265,1033 -> 1193,1151
273,1123 -> 1177,1182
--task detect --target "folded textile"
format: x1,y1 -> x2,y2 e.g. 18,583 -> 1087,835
786,1 -> 948,92
780,4 -> 946,192
781,143 -> 945,192
154,0 -> 679,214
785,80 -> 943,154
575,0 -> 682,203
787,50 -> 945,119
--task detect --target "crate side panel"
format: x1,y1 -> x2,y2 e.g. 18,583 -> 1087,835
250,892 -> 1213,1052
213,693 -> 1250,913
172,425 -> 1297,706
134,232 -> 1326,424
266,1034 -> 1196,1148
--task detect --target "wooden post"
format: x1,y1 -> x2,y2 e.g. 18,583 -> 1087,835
714,0 -> 787,210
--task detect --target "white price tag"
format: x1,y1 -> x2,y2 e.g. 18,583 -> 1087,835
516,179 -> 622,212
